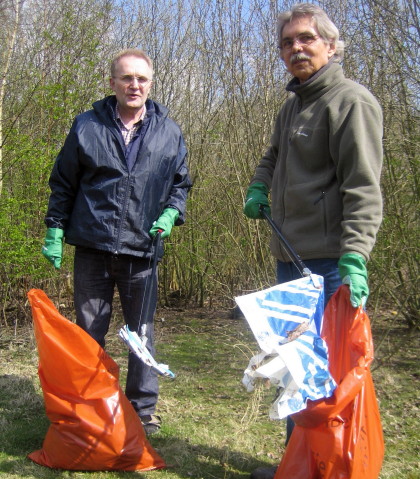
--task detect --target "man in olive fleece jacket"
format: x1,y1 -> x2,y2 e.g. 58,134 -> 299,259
244,5 -> 382,478
245,4 -> 382,307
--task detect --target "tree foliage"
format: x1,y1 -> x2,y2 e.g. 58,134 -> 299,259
0,0 -> 418,330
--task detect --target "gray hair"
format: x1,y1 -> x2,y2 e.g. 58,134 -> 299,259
110,49 -> 154,77
277,3 -> 345,60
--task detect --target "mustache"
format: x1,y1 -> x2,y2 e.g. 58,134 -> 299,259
290,53 -> 311,64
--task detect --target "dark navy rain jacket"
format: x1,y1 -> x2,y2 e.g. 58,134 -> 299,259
45,96 -> 191,259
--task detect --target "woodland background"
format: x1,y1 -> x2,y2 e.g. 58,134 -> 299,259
0,0 -> 418,335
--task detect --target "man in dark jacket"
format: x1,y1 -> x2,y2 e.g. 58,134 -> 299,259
42,49 -> 191,435
243,4 -> 382,478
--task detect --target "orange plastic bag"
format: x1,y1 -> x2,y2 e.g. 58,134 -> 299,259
27,288 -> 166,471
275,285 -> 384,479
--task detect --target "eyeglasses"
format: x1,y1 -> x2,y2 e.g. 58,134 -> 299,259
279,33 -> 319,51
115,75 -> 153,87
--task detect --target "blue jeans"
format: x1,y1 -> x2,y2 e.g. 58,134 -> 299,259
74,247 -> 159,416
276,258 -> 342,308
277,258 -> 341,443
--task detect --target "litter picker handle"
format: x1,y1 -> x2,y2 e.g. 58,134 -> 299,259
150,230 -> 161,283
260,206 -> 312,278
140,231 -> 162,329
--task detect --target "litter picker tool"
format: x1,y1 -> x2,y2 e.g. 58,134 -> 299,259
234,206 -> 334,418
119,231 -> 175,378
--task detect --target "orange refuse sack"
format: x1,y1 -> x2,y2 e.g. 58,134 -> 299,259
27,288 -> 166,471
275,285 -> 384,479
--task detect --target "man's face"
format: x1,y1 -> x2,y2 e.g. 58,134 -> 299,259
280,15 -> 336,83
110,55 -> 153,113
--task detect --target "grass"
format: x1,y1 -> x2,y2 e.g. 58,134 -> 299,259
0,303 -> 419,479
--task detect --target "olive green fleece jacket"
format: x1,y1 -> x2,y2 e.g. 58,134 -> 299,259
251,61 -> 383,262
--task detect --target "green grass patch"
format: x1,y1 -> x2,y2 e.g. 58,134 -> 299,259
0,309 -> 418,478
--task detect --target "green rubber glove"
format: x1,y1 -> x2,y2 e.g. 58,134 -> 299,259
149,208 -> 179,239
338,253 -> 369,308
243,182 -> 271,219
42,228 -> 64,269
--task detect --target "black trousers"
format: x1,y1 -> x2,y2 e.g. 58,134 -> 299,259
73,247 -> 159,416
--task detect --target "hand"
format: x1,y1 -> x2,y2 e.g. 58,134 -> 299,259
338,253 -> 369,307
243,182 -> 271,219
42,228 -> 64,269
149,208 -> 179,239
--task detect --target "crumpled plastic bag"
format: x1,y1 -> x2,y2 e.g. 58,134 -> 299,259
237,275 -> 336,417
237,275 -> 325,350
27,288 -> 165,471
274,285 -> 384,479
243,330 -> 337,419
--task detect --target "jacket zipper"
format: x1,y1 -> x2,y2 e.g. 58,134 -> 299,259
314,191 -> 328,236
114,174 -> 132,254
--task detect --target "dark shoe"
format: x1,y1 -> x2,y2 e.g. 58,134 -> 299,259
140,414 -> 161,435
250,465 -> 278,479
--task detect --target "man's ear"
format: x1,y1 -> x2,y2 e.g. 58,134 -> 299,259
327,42 -> 336,58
